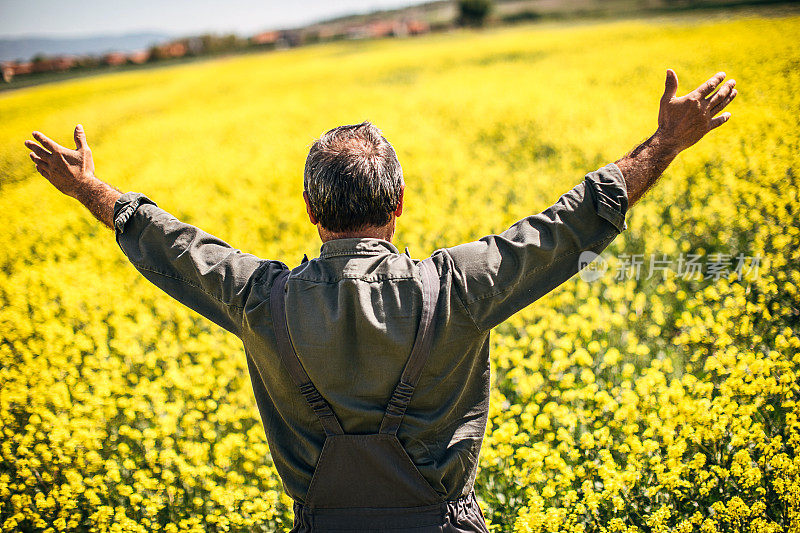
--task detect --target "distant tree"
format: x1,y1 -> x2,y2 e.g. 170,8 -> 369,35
199,34 -> 247,55
75,56 -> 97,70
147,45 -> 165,62
458,0 -> 493,27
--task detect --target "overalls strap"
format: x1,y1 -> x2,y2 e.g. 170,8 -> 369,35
380,259 -> 441,435
271,269 -> 344,436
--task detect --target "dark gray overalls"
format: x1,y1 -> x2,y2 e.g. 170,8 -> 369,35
270,260 -> 491,532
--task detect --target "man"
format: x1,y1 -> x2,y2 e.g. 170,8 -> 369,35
25,69 -> 736,532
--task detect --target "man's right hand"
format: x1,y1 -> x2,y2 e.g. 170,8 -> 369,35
24,125 -> 122,228
655,69 -> 737,154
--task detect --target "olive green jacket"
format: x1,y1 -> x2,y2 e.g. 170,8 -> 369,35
113,163 -> 628,502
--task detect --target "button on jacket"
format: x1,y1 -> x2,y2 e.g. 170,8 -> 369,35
113,163 -> 628,503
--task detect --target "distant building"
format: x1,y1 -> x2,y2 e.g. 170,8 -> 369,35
369,21 -> 396,38
406,20 -> 430,35
252,31 -> 280,46
317,26 -> 345,41
103,52 -> 128,67
154,41 -> 188,59
128,50 -> 151,64
1,62 -> 18,82
344,19 -> 431,41
2,56 -> 81,81
44,56 -> 77,71
279,30 -> 304,48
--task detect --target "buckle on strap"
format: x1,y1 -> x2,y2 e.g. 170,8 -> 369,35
300,382 -> 337,418
380,381 -> 415,435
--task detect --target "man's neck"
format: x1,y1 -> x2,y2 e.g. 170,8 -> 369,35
317,221 -> 395,243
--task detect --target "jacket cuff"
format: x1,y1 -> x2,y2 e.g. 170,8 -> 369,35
114,192 -> 157,234
584,163 -> 628,233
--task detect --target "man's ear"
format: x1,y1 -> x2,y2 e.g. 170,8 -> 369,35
303,191 -> 319,225
394,185 -> 405,217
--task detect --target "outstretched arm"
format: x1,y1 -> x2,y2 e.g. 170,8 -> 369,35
446,69 -> 738,330
25,125 -> 121,228
24,125 -> 272,335
616,69 -> 737,206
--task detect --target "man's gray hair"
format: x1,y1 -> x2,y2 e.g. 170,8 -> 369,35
304,122 -> 404,233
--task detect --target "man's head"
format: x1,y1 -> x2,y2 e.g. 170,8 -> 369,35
304,122 -> 404,242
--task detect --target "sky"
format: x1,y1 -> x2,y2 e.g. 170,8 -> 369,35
0,0 -> 432,38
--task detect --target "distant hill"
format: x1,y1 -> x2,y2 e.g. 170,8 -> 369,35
0,32 -> 171,62
0,0 -> 790,64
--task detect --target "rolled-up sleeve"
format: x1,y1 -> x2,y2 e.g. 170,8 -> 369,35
446,163 -> 628,331
114,192 -> 268,335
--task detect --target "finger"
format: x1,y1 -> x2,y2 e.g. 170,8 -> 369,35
711,89 -> 737,115
29,152 -> 49,168
708,79 -> 735,109
34,163 -> 50,177
24,140 -> 53,159
32,131 -> 64,153
73,124 -> 88,150
693,71 -> 726,99
662,69 -> 678,101
709,112 -> 732,130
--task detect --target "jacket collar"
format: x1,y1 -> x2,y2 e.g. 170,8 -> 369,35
319,238 -> 401,259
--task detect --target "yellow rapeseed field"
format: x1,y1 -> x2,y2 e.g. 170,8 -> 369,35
1,12 -> 798,533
